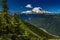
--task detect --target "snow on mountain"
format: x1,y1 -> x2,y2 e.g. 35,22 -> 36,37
21,7 -> 52,14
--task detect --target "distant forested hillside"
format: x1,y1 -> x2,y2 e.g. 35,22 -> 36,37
20,13 -> 60,37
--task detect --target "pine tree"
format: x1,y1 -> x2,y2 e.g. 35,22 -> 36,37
2,0 -> 8,12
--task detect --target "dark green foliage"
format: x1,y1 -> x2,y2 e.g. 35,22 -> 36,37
2,0 -> 8,12
0,13 -> 42,40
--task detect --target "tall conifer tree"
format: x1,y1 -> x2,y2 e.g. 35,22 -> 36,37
2,0 -> 8,12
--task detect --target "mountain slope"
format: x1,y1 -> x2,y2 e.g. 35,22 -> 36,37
20,13 -> 60,37
0,12 -> 59,40
24,22 -> 59,39
0,12 -> 51,40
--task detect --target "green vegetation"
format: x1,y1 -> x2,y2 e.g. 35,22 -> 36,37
0,12 -> 59,40
24,22 -> 60,39
0,13 -> 40,40
0,0 -> 59,40
24,14 -> 60,37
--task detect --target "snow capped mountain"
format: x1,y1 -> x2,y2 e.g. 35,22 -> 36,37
32,7 -> 52,13
21,7 -> 53,14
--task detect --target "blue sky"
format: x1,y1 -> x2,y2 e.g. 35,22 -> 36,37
0,0 -> 60,12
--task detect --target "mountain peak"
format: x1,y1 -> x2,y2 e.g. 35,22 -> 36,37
21,7 -> 52,14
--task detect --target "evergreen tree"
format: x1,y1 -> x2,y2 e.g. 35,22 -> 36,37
2,0 -> 8,12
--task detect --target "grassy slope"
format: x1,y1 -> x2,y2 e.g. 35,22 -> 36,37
24,21 -> 60,39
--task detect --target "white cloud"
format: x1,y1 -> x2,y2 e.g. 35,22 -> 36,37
25,4 -> 32,8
